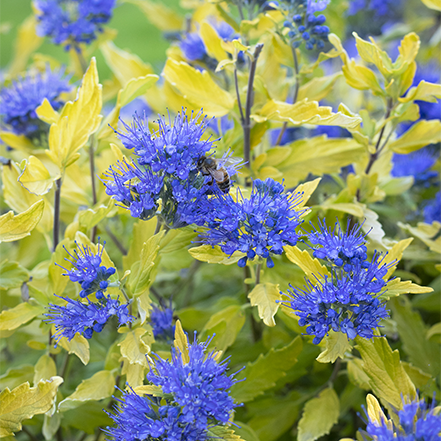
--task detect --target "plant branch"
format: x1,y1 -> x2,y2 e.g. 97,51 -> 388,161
53,178 -> 62,252
105,225 -> 127,255
60,352 -> 71,378
89,135 -> 98,243
255,263 -> 261,285
234,67 -> 245,125
154,217 -> 162,235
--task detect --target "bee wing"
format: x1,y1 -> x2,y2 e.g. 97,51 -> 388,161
209,168 -> 226,182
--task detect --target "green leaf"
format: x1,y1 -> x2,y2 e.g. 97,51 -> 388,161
201,305 -> 246,352
316,331 -> 353,364
0,302 -> 44,331
58,370 -> 115,411
0,200 -> 45,243
297,73 -> 341,102
390,297 -> 440,378
398,221 -> 441,253
248,283 -> 281,327
389,120 -> 441,154
0,260 -> 29,291
355,335 -> 416,412
230,336 -> 302,403
232,422 -> 260,441
298,388 -> 340,441
127,0 -> 183,31
128,231 -> 164,297
163,59 -> 235,117
57,334 -> 90,365
33,355 -> 57,385
63,402 -> 112,434
347,358 -> 370,390
188,245 -> 245,265
0,378 -> 63,437
207,425 -> 245,440
118,327 -> 152,367
78,201 -> 116,229
0,366 -> 34,391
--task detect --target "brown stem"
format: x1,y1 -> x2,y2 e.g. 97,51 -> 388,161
243,43 -> 264,171
255,263 -> 261,285
60,352 -> 70,378
53,178 -> 62,252
275,46 -> 300,146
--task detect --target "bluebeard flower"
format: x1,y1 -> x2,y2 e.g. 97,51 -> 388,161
181,32 -> 207,62
56,240 -> 116,299
392,147 -> 438,185
34,0 -> 116,48
424,192 -> 441,224
208,115 -> 234,136
360,396 -> 441,441
308,219 -> 369,271
312,126 -> 351,138
0,66 -> 70,139
347,0 -> 397,17
307,0 -> 330,14
147,335 -> 241,431
107,110 -> 242,228
46,295 -> 132,343
281,253 -> 392,344
198,178 -> 304,268
150,302 -> 175,342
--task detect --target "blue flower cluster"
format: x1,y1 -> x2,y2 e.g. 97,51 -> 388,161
56,240 -> 116,299
0,66 -> 70,139
424,191 -> 441,224
282,220 -> 393,344
46,241 -> 132,342
198,178 -> 304,268
361,396 -> 441,440
348,0 -> 397,18
106,334 -> 241,441
150,302 -> 175,342
46,294 -> 132,343
281,0 -> 330,50
34,0 -> 116,48
104,110 -> 241,228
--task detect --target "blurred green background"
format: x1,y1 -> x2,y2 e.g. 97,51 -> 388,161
0,0 -> 182,78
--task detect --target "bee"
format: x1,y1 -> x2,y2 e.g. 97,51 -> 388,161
197,155 -> 241,194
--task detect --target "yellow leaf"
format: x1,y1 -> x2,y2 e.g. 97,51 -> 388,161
137,291 -> 151,325
398,221 -> 441,252
381,238 -> 413,279
127,0 -> 183,31
0,132 -> 35,152
400,80 -> 441,103
0,200 -> 45,243
8,16 -> 43,76
0,378 -> 63,437
0,302 -> 44,331
33,355 -> 57,385
200,22 -> 228,62
316,331 -> 353,364
293,178 -> 322,210
188,245 -> 245,265
133,385 -> 164,396
58,371 -> 115,411
36,98 -> 60,125
297,73 -> 341,102
174,320 -> 189,364
365,394 -> 390,427
18,156 -> 59,196
389,120 -> 441,154
57,334 -> 90,365
121,359 -> 145,388
47,58 -> 102,170
118,328 -> 151,367
284,246 -> 329,279
248,283 -> 281,327
257,99 -> 362,128
420,0 -> 441,10
163,59 -> 235,117
382,278 -> 434,299
100,41 -> 154,86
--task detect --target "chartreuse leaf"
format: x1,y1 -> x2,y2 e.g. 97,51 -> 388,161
207,426 -> 245,440
78,200 -> 116,230
33,355 -> 57,385
48,238 -> 72,298
189,245 -> 245,265
133,385 -> 164,397
174,320 -> 190,364
390,297 -> 440,378
0,260 -> 29,290
233,422 -> 260,441
248,283 -> 281,327
294,178 -> 322,210
47,58 -> 102,170
0,132 -> 35,152
381,238 -> 413,279
128,231 -> 165,297
18,155 -> 60,196
230,336 -> 302,403
316,331 -> 353,364
0,377 -> 63,437
284,246 -> 329,279
402,362 -> 435,394
0,302 -> 44,331
365,394 -> 388,426
201,305 -> 246,352
0,366 -> 35,391
298,388 -> 340,441
355,335 -> 416,412
0,200 -> 45,243
420,0 -> 441,10
118,327 -> 151,367
297,73 -> 341,102
256,99 -> 362,128
200,22 -> 229,62
127,0 -> 183,31
36,98 -> 60,125
389,120 -> 441,154
400,80 -> 441,103
163,59 -> 235,117
57,334 -> 90,365
121,359 -> 145,388
347,358 -> 370,390
381,278 -> 433,299
398,221 -> 441,252
58,370 -> 115,411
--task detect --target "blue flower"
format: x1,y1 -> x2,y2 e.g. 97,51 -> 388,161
150,302 -> 175,342
307,0 -> 330,14
347,0 -> 398,17
56,240 -> 116,299
180,33 -> 207,62
361,396 -> 441,440
147,334 -> 241,430
34,0 -> 116,48
424,192 -> 441,224
198,178 -> 304,268
0,66 -> 70,139
312,125 -> 351,138
46,295 -> 132,343
391,147 -> 438,185
308,219 -> 369,270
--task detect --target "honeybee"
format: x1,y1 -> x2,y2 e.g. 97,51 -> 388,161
197,155 -> 241,194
